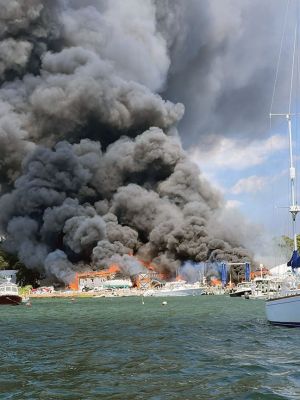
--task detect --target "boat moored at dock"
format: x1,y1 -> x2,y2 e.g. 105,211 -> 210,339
0,279 -> 22,305
143,280 -> 205,297
229,282 -> 252,297
266,293 -> 300,326
265,7 -> 300,325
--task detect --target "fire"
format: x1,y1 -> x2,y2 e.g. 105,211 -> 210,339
69,273 -> 79,291
68,264 -> 121,291
128,254 -> 170,280
210,278 -> 221,286
106,264 -> 120,274
68,255 -> 171,291
138,258 -> 156,271
251,268 -> 269,279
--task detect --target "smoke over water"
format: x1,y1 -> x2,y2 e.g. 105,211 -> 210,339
0,0 -> 253,284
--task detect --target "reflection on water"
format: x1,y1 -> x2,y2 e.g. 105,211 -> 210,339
0,296 -> 300,399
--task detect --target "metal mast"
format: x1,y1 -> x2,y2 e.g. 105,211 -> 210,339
270,24 -> 300,252
287,113 -> 300,251
287,23 -> 299,252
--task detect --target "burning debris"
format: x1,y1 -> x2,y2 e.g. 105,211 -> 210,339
0,0 -> 253,285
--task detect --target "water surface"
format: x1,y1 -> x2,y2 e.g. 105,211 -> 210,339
1,296 -> 299,399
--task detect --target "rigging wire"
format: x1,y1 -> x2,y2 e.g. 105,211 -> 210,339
296,17 -> 299,209
296,0 -> 300,209
269,0 -> 290,266
269,0 -> 290,120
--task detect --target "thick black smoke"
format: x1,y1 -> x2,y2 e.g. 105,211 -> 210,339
0,0 -> 256,283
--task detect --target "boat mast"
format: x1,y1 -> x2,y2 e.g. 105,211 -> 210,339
288,23 -> 299,252
287,113 -> 299,251
271,24 -> 300,252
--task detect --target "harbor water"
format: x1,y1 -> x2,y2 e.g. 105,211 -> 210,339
1,296 -> 300,399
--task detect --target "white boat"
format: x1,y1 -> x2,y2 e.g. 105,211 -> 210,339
143,280 -> 205,297
249,276 -> 283,300
0,278 -> 22,305
266,294 -> 300,326
265,14 -> 300,326
229,282 -> 252,297
266,272 -> 300,324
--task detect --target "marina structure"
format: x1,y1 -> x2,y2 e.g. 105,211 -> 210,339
70,270 -> 133,292
23,258 -> 293,300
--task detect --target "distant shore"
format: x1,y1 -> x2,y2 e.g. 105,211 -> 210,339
29,288 -> 143,299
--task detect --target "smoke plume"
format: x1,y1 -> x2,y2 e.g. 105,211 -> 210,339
0,0 -> 260,283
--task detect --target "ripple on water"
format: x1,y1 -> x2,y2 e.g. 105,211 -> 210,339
1,296 -> 300,399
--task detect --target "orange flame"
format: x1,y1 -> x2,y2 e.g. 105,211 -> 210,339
69,273 -> 79,291
68,255 -> 174,291
106,264 -> 120,274
210,278 -> 221,286
68,264 -> 121,291
251,268 -> 269,279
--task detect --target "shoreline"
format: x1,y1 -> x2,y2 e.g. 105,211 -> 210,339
29,289 -> 144,299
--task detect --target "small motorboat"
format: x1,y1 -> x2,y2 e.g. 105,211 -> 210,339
0,278 -> 22,305
229,282 -> 252,297
143,280 -> 205,297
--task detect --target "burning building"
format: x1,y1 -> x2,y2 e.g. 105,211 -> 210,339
0,1 -> 254,286
69,263 -> 163,292
71,271 -> 133,292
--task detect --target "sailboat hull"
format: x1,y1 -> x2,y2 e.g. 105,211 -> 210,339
266,294 -> 300,327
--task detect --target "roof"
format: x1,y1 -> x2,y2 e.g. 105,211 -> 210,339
0,270 -> 17,275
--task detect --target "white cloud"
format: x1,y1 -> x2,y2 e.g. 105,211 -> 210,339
231,175 -> 267,194
189,134 -> 287,170
226,199 -> 242,208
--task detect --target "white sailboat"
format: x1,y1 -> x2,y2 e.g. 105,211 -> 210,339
265,20 -> 300,326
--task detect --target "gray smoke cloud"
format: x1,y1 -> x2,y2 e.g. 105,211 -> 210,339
109,254 -> 147,277
159,0 -> 295,148
0,0 -> 263,283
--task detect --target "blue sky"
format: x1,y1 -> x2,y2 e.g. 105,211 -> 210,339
169,1 -> 300,266
189,116 -> 300,265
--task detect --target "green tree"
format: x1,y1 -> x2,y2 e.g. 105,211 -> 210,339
275,235 -> 300,260
16,263 -> 40,288
0,246 -> 41,287
0,250 -> 9,270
